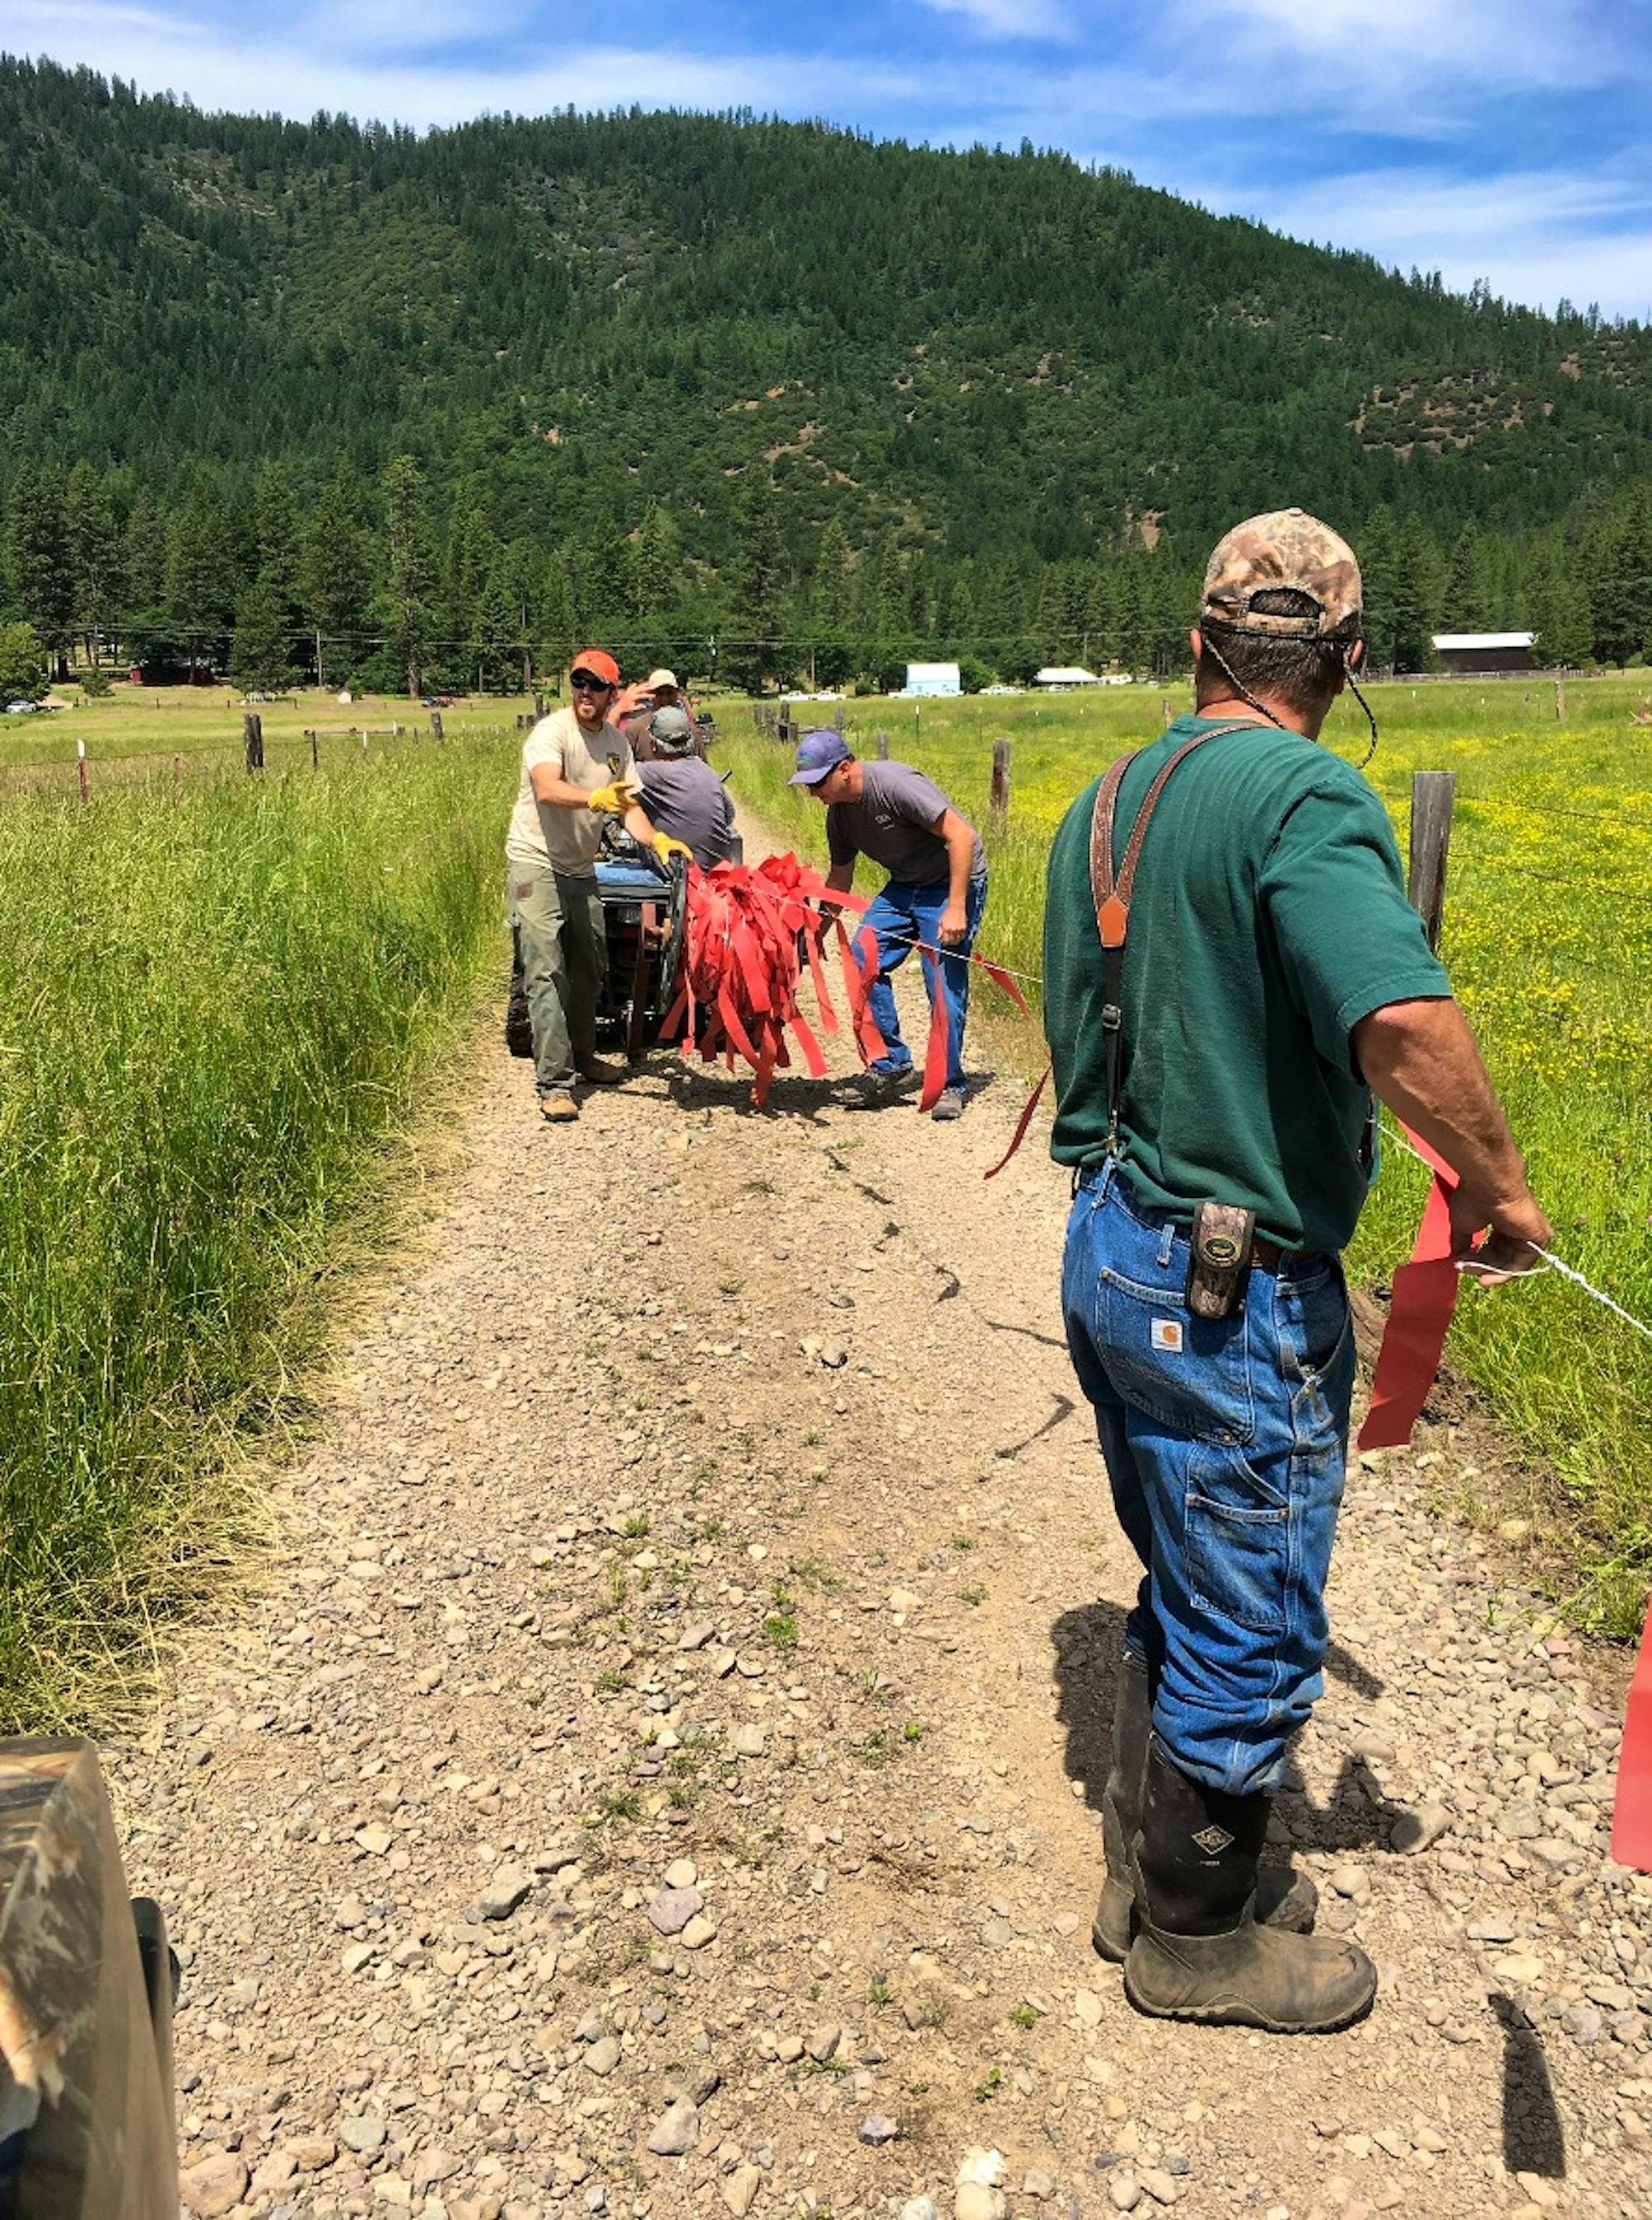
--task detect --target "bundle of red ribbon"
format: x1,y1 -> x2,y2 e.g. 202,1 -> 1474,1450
661,853 -> 1026,1110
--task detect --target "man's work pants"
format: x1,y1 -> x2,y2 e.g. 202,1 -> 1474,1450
506,861 -> 606,1093
854,874 -> 987,1091
1061,1158 -> 1356,1799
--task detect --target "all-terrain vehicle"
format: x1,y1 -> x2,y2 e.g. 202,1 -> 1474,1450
506,827 -> 689,1062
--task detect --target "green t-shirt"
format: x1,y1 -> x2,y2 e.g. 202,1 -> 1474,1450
1043,715 -> 1450,1254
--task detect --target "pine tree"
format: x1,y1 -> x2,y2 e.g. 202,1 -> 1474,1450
230,577 -> 296,692
165,488 -> 239,668
810,514 -> 853,629
1592,497 -> 1652,666
444,497 -> 492,666
379,455 -> 436,697
301,465 -> 371,686
62,462 -> 121,664
629,502 -> 679,618
254,462 -> 301,622
5,463 -> 75,676
727,473 -> 790,693
1527,543 -> 1593,668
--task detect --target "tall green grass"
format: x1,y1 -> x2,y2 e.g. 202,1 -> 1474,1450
0,740 -> 515,1723
720,678 -> 1652,1632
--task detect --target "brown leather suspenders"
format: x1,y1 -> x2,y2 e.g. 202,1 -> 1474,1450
1089,718 -> 1253,1148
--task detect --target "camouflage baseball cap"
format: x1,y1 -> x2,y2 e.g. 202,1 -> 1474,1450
1200,508 -> 1362,640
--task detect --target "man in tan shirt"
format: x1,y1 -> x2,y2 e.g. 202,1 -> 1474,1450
506,649 -> 681,1123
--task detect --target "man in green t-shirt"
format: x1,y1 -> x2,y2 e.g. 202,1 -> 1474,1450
1046,510 -> 1549,2035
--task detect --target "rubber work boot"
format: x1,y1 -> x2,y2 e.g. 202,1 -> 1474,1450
1092,1656 -> 1317,1963
1124,1740 -> 1376,2033
538,1091 -> 579,1123
578,1058 -> 627,1087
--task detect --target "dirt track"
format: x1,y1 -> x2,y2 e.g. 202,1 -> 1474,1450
113,946 -> 1652,2220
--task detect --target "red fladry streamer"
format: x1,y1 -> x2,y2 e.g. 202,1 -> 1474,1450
1355,1125 -> 1461,1452
1614,1598 -> 1652,1873
662,854 -> 1026,1111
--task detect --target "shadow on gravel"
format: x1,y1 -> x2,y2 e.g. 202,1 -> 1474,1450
1050,1600 -> 1131,1813
1049,1606 -> 1417,1865
1492,1991 -> 1567,2180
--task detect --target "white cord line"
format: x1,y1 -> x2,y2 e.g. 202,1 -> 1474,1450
1381,1120 -> 1652,1343
857,925 -> 1047,991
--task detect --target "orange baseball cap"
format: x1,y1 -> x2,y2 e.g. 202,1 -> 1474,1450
571,649 -> 620,687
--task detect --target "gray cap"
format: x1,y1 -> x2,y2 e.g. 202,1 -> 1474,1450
648,704 -> 695,756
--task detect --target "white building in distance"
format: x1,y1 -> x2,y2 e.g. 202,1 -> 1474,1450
1033,665 -> 1103,689
902,662 -> 961,696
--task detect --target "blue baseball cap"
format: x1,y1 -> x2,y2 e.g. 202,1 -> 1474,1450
788,729 -> 852,786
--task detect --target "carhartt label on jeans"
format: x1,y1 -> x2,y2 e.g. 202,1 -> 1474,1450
1151,1318 -> 1184,1352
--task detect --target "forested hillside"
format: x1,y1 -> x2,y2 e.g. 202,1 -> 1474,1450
4,54 -> 1652,690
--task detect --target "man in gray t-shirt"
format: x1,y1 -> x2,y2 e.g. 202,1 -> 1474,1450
790,730 -> 988,1120
635,706 -> 736,868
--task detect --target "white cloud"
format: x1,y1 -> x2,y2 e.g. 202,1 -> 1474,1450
1232,159 -> 1652,318
1180,0 -> 1620,97
918,0 -> 1076,40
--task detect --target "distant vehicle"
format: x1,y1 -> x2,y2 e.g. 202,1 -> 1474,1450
420,694 -> 454,708
980,683 -> 1021,696
4,700 -> 42,715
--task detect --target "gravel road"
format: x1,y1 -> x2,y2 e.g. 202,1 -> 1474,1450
112,954 -> 1652,2220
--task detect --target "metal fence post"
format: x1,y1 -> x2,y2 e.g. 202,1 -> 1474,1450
1408,771 -> 1456,952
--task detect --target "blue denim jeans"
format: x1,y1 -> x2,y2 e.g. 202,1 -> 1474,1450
855,875 -> 988,1091
1061,1159 -> 1355,1798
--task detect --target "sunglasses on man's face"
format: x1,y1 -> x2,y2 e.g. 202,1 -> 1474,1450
570,672 -> 611,692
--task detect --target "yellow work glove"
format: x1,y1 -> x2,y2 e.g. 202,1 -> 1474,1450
587,777 -> 640,817
649,833 -> 693,868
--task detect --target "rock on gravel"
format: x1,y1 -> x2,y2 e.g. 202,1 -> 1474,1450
858,2112 -> 899,2144
178,2153 -> 249,2216
584,2036 -> 622,2076
477,1861 -> 532,1919
721,2161 -> 763,2215
649,1883 -> 704,1935
646,2094 -> 700,2156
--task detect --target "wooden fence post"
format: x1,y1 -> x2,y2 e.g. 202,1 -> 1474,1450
990,737 -> 1012,819
1162,696 -> 1173,728
1408,771 -> 1455,953
76,737 -> 89,805
360,727 -> 368,755
173,753 -> 181,806
534,690 -> 547,720
430,711 -> 444,741
833,701 -> 845,734
243,711 -> 263,773
874,730 -> 890,760
308,729 -> 319,772
1555,677 -> 1566,721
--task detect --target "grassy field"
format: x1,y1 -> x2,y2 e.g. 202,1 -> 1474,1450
719,673 -> 1652,1633
0,715 -> 519,1725
1,681 -> 533,789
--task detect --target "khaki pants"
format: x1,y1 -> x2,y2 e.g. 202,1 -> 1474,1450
506,862 -> 606,1091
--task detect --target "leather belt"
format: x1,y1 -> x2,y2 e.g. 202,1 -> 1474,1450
1251,1234 -> 1290,1273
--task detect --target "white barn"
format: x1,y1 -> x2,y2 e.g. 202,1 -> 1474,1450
1033,665 -> 1103,689
903,662 -> 961,697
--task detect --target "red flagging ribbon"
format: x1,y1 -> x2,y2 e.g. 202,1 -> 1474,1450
662,856 -> 1026,1112
852,925 -> 1028,1113
1613,1596 -> 1652,1872
1355,1125 -> 1461,1452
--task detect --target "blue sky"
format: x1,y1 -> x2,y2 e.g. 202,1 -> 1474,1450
12,0 -> 1650,319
